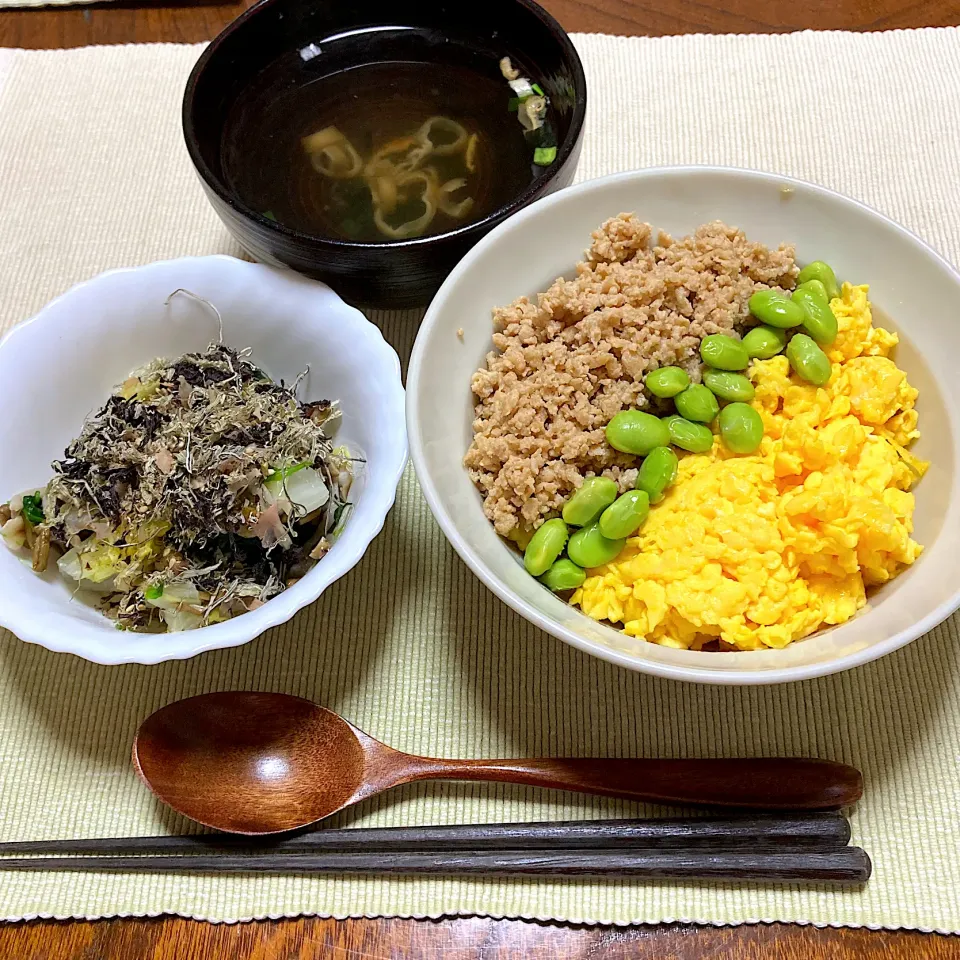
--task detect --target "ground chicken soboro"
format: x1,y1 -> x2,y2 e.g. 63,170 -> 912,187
465,216 -> 798,538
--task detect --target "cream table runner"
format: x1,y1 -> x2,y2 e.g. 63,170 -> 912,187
0,30 -> 959,928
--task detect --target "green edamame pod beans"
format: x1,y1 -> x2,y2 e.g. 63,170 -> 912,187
539,558 -> 586,592
748,290 -> 805,329
702,370 -> 755,402
718,402 -> 764,454
797,278 -> 828,302
599,490 -> 650,540
664,415 -> 715,453
699,334 -> 749,371
742,325 -> 787,360
561,476 -> 618,527
792,285 -> 839,346
786,333 -> 833,386
523,517 -> 569,577
796,261 -> 840,300
674,384 -> 720,423
636,445 -> 679,503
606,410 -> 670,456
567,520 -> 626,569
645,366 -> 690,399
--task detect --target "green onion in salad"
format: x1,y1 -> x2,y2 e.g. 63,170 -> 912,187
21,494 -> 44,525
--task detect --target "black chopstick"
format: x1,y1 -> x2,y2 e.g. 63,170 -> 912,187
0,848 -> 871,883
0,813 -> 850,856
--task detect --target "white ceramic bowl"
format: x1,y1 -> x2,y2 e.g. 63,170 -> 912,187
408,167 -> 960,684
0,256 -> 407,664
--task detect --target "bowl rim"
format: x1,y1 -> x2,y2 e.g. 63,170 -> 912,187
181,0 -> 588,251
0,255 -> 409,665
407,164 -> 960,685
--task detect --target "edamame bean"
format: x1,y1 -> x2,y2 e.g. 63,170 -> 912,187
663,415 -> 715,453
539,558 -> 586,592
606,410 -> 670,455
567,520 -> 626,569
699,334 -> 749,371
561,476 -> 618,527
792,284 -> 838,346
785,333 -> 832,386
645,366 -> 690,399
675,384 -> 720,423
599,490 -> 650,539
741,325 -> 787,360
702,370 -> 755,402
748,289 -> 805,329
796,260 -> 840,300
797,278 -> 828,302
522,517 -> 568,577
718,402 -> 764,454
636,445 -> 678,503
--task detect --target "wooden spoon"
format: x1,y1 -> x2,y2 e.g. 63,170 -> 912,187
132,692 -> 863,835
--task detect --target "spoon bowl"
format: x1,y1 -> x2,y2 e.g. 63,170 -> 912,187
133,692 -> 864,835
134,694 -> 373,833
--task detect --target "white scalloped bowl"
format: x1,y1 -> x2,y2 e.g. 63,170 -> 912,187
0,256 -> 407,664
408,167 -> 960,685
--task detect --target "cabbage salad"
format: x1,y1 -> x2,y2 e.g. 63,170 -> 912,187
1,341 -> 355,633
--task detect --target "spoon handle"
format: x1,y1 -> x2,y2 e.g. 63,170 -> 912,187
395,757 -> 862,810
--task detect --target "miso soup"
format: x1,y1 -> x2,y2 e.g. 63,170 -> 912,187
222,59 -> 555,243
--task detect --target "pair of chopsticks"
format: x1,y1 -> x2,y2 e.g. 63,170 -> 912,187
0,813 -> 870,883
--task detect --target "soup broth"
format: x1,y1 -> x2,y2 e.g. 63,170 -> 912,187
223,59 -> 546,243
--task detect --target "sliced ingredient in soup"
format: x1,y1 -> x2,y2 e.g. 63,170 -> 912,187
222,60 -> 560,242
302,116 -> 478,240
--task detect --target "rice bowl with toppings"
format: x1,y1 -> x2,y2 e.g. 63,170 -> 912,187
464,215 -> 927,652
408,167 -> 960,683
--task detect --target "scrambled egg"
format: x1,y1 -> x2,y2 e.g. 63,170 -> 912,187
572,284 -> 927,651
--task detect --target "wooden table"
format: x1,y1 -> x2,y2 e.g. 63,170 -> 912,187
1,0 -> 959,955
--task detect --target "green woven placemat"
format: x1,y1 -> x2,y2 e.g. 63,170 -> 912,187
0,33 -> 959,927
